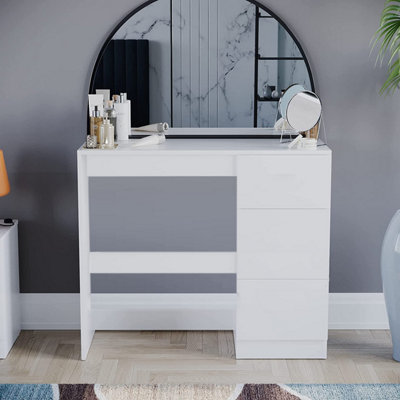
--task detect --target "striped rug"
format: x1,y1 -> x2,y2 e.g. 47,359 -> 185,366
1,383 -> 400,399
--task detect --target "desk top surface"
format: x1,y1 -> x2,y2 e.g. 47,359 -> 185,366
78,138 -> 331,156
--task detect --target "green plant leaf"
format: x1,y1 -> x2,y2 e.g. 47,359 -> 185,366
372,0 -> 400,94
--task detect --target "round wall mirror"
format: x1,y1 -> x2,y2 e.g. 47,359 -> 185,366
90,0 -> 314,135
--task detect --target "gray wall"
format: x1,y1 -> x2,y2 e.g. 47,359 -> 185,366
0,0 -> 398,293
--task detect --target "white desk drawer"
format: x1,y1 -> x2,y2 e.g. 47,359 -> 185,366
236,280 -> 328,341
237,155 -> 331,208
86,155 -> 235,176
237,209 -> 330,279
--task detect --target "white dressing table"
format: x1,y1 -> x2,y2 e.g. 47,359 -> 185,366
78,134 -> 331,360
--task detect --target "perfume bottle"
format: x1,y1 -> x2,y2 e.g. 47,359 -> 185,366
100,117 -> 115,149
90,106 -> 102,146
104,100 -> 117,140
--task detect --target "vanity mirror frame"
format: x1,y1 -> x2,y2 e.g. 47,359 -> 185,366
89,0 -> 315,138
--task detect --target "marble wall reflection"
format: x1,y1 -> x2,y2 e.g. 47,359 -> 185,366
113,0 -> 171,125
172,0 -> 255,127
110,0 -> 311,128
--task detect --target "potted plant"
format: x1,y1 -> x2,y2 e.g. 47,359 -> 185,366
373,0 -> 400,94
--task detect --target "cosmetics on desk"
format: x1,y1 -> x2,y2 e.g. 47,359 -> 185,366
100,117 -> 115,149
96,89 -> 110,107
104,100 -> 117,140
131,134 -> 166,147
88,94 -> 104,116
133,122 -> 169,134
87,91 -> 131,147
113,93 -> 131,141
86,134 -> 97,149
131,123 -> 168,147
89,106 -> 103,145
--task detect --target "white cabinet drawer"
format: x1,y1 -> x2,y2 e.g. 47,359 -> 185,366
86,155 -> 235,176
237,209 -> 330,279
236,280 -> 329,341
237,155 -> 331,209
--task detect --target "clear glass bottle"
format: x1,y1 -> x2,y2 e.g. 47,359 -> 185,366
104,100 -> 117,140
86,134 -> 97,149
100,118 -> 115,149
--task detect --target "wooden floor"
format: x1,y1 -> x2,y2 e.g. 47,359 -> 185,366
0,330 -> 400,384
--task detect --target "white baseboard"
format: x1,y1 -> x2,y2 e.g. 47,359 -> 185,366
20,293 -> 389,331
328,293 -> 389,329
21,293 -> 81,330
20,293 -> 236,330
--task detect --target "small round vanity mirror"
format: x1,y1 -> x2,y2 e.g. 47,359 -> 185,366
286,91 -> 322,132
278,84 -> 305,120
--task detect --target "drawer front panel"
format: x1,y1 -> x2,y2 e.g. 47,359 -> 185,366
237,155 -> 331,209
87,155 -> 235,176
236,280 -> 329,341
237,209 -> 330,279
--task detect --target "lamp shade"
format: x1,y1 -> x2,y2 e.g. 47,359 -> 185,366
0,150 -> 10,197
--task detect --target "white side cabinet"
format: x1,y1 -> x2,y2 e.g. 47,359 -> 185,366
235,155 -> 331,358
0,221 -> 20,359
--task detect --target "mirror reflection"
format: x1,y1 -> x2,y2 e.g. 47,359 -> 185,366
91,0 -> 313,129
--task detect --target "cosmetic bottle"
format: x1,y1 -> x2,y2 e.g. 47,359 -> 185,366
104,100 -> 117,140
88,94 -> 104,117
90,106 -> 103,146
96,89 -> 110,107
122,93 -> 132,136
100,118 -> 115,149
86,134 -> 97,149
114,93 -> 131,140
131,133 -> 166,147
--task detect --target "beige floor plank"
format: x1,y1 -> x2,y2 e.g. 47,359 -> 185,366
186,331 -> 203,353
374,367 -> 400,383
269,359 -> 291,381
29,338 -> 60,379
356,364 -> 381,383
155,331 -> 171,341
114,359 -> 137,383
97,359 -> 118,383
68,342 -> 104,384
337,358 -> 364,383
288,360 -> 323,383
202,331 -> 219,355
170,331 -> 187,346
43,344 -> 79,383
313,359 -> 344,383
218,331 -> 235,358
2,330 -> 400,383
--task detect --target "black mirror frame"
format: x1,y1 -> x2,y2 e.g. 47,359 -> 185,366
89,0 -> 315,139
